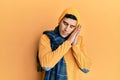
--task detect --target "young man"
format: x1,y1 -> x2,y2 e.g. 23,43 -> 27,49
38,8 -> 91,80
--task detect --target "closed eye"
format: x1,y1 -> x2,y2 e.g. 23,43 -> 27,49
63,21 -> 68,26
70,25 -> 75,28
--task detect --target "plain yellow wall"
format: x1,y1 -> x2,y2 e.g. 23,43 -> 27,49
0,0 -> 119,80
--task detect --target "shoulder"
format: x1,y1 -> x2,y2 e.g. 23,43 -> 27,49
39,34 -> 50,42
40,34 -> 50,39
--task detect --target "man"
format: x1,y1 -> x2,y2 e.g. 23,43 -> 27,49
38,8 -> 91,80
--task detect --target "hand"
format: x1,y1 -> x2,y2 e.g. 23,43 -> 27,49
67,24 -> 81,45
72,25 -> 81,45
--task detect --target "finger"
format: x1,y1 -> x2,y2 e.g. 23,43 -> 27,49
71,28 -> 78,35
75,27 -> 81,37
76,25 -> 81,33
78,24 -> 82,32
78,24 -> 82,29
71,24 -> 81,36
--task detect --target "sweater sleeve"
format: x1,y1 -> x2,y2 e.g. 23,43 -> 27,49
38,34 -> 71,71
72,36 -> 92,73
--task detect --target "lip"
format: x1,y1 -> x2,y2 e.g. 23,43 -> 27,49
62,31 -> 68,35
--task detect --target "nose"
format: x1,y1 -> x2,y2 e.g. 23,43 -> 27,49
65,26 -> 69,31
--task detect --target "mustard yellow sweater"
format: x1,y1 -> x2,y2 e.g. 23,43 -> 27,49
39,34 -> 91,80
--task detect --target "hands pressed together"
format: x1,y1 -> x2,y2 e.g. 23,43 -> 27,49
67,25 -> 81,46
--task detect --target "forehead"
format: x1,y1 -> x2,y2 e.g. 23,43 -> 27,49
62,17 -> 77,26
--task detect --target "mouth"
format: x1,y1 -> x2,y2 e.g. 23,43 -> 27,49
62,31 -> 68,35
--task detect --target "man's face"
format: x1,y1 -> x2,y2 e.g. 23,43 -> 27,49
59,17 -> 77,38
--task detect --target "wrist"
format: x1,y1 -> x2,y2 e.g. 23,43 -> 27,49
67,40 -> 72,45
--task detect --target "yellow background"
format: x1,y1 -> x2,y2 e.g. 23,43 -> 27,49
0,0 -> 119,80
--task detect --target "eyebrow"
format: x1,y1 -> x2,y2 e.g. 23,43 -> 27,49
63,20 -> 76,27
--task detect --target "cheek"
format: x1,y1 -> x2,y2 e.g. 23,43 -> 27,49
59,24 -> 65,30
69,28 -> 75,33
59,24 -> 64,32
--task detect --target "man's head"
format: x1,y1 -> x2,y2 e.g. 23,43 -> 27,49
58,8 -> 80,38
59,14 -> 77,38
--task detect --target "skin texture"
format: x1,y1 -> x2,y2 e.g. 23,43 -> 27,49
59,17 -> 81,45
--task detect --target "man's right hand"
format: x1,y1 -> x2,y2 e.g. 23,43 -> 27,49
67,25 -> 81,45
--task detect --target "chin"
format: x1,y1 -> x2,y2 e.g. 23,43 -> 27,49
61,34 -> 68,38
